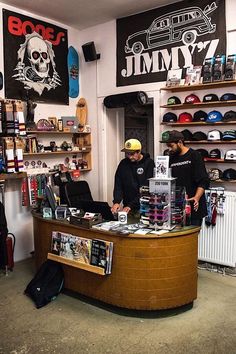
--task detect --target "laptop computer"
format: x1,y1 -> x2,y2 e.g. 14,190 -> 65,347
79,200 -> 116,221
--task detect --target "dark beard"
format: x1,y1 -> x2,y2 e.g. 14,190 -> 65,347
169,147 -> 181,157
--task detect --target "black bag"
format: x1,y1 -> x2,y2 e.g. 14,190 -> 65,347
24,260 -> 64,309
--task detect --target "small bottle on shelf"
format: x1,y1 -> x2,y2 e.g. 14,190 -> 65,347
184,195 -> 191,226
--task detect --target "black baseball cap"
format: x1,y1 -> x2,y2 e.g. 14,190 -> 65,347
193,110 -> 208,122
160,130 -> 184,143
192,131 -> 207,141
162,112 -> 178,123
220,93 -> 236,101
222,110 -> 236,122
222,168 -> 236,180
167,96 -> 181,105
203,93 -> 219,102
181,129 -> 193,141
209,149 -> 222,159
196,149 -> 209,159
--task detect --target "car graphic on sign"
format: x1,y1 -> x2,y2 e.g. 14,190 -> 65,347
125,2 -> 217,55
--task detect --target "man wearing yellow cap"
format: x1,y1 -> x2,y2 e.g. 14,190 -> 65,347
111,139 -> 155,215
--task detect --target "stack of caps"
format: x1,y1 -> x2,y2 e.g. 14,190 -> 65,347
178,112 -> 192,123
192,131 -> 207,141
222,110 -> 236,122
184,94 -> 201,104
224,150 -> 236,160
162,112 -> 177,122
203,93 -> 219,102
222,130 -> 236,140
208,168 -> 223,181
167,96 -> 181,105
220,93 -> 236,101
222,168 -> 236,180
206,111 -> 223,123
196,149 -> 209,159
207,130 -> 222,140
192,110 -> 208,122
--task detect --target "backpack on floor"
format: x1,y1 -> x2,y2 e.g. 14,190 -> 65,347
24,260 -> 64,309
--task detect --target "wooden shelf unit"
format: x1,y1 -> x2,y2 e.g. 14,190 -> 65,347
47,253 -> 105,275
160,100 -> 236,109
160,80 -> 236,92
161,121 -> 236,126
0,172 -> 27,180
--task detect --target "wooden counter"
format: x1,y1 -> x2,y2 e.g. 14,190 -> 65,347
32,213 -> 200,310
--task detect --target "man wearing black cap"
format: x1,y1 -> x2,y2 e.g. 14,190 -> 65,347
161,130 -> 209,226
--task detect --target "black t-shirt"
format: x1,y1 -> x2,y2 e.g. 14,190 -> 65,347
170,148 -> 209,219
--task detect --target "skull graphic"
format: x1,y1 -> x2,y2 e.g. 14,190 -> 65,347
27,36 -> 50,80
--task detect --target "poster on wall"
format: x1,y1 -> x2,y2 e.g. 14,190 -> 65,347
116,0 -> 226,87
2,9 -> 69,104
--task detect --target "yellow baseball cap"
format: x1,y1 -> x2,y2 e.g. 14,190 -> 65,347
121,139 -> 142,152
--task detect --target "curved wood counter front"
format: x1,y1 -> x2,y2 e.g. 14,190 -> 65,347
32,213 -> 200,310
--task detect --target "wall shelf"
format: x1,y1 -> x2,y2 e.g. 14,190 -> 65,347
47,253 -> 105,275
160,100 -> 236,109
161,122 -> 236,127
0,172 -> 27,181
185,140 -> 236,144
24,149 -> 91,156
160,81 -> 236,92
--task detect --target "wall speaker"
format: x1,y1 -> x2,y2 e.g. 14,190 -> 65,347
82,41 -> 100,62
103,91 -> 148,108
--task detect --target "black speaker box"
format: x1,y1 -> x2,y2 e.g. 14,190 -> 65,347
103,91 -> 148,108
82,42 -> 100,62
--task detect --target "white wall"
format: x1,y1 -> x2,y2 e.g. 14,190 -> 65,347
1,0 -> 236,261
0,2 -> 90,261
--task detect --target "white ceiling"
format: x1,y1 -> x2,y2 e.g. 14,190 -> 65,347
1,0 -> 182,30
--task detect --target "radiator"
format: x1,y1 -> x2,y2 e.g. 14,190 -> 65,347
198,191 -> 236,267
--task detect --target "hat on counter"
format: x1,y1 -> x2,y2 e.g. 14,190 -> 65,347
222,168 -> 236,180
222,130 -> 236,140
162,112 -> 178,123
196,149 -> 209,159
222,110 -> 236,122
181,129 -> 193,141
207,130 -> 222,141
208,168 -> 223,181
224,150 -> 236,161
192,131 -> 207,141
184,93 -> 201,104
121,138 -> 142,152
220,93 -> 236,101
160,130 -> 184,143
203,93 -> 219,102
178,112 -> 193,123
167,96 -> 181,105
193,110 -> 208,122
206,110 -> 223,123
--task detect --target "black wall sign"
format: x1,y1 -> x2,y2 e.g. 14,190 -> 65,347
3,9 -> 69,104
117,0 -> 226,87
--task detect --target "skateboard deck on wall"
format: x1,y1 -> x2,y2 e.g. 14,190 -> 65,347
68,46 -> 79,98
76,97 -> 87,127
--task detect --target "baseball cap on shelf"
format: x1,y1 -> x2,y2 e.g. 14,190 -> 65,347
220,93 -> 236,101
193,110 -> 208,122
178,112 -> 193,123
222,130 -> 236,140
224,150 -> 236,161
207,130 -> 222,141
184,94 -> 201,104
196,149 -> 209,159
209,149 -> 223,159
203,93 -> 219,102
192,131 -> 207,141
181,129 -> 193,141
206,110 -> 223,123
160,130 -> 184,143
222,168 -> 236,180
222,110 -> 236,122
208,168 -> 223,181
167,96 -> 181,105
121,138 -> 142,152
162,112 -> 178,123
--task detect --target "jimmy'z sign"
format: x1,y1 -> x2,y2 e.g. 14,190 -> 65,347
117,0 -> 226,86
3,9 -> 69,104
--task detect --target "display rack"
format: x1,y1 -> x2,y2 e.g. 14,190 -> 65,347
47,253 -> 105,275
